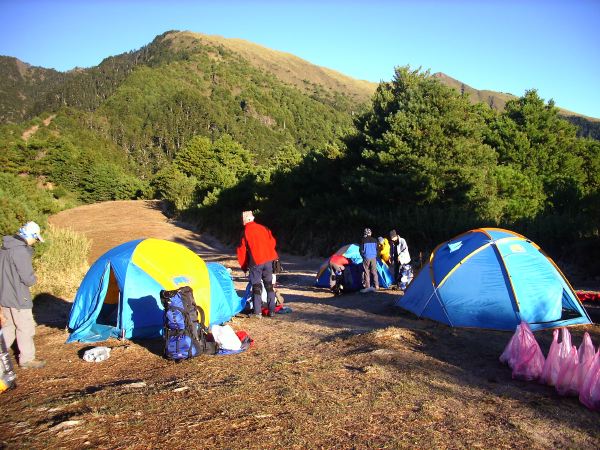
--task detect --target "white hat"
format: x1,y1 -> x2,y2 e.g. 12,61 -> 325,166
242,211 -> 255,224
18,221 -> 45,242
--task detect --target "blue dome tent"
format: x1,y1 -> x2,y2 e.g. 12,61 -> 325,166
396,228 -> 591,331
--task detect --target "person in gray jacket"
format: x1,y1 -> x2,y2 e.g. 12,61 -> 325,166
0,222 -> 46,369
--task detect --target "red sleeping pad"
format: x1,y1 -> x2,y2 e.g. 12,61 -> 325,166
576,291 -> 600,303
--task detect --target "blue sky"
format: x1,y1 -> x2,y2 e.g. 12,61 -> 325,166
1,0 -> 599,118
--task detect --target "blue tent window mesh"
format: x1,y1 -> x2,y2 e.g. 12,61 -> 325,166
559,289 -> 585,319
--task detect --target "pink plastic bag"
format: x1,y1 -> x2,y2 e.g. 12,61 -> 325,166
512,339 -> 546,381
511,323 -> 545,381
540,328 -> 572,386
576,332 -> 596,389
579,349 -> 600,411
555,345 -> 579,396
500,324 -> 521,368
499,322 -> 545,380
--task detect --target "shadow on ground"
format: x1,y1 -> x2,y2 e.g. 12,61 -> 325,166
130,337 -> 164,357
33,293 -> 72,329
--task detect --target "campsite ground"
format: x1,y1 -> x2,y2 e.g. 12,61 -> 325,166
1,200 -> 599,449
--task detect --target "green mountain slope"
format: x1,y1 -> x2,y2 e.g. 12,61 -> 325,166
1,31 -> 365,175
0,56 -> 64,123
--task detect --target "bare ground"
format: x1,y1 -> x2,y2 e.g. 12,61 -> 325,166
1,200 -> 599,449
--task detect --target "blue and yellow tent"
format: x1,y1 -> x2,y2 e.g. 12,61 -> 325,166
396,228 -> 591,331
67,239 -> 244,343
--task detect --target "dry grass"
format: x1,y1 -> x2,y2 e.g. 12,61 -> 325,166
32,224 -> 90,299
1,200 -> 599,449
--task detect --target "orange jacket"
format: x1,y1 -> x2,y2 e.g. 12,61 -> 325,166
237,221 -> 278,271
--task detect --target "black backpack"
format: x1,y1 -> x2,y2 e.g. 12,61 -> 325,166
160,286 -> 215,361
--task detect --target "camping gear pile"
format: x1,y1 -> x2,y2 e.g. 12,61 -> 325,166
397,228 -> 591,330
500,322 -> 600,411
211,325 -> 253,355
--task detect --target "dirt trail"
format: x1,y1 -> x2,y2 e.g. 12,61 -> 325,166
21,114 -> 56,141
1,200 -> 599,449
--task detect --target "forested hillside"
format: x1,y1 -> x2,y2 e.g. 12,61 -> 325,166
0,31 -> 598,276
0,31 -> 361,234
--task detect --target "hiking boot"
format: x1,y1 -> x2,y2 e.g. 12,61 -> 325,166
20,359 -> 46,369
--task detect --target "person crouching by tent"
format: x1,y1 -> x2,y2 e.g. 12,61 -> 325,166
359,228 -> 379,293
237,211 -> 279,318
328,253 -> 349,295
377,236 -> 390,266
390,230 -> 412,290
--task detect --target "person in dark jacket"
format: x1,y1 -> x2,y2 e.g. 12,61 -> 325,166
0,222 -> 46,369
359,228 -> 379,293
236,211 -> 279,318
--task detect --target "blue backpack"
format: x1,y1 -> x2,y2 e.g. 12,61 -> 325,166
160,286 -> 214,361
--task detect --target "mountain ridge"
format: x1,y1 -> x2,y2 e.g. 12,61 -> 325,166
1,30 -> 599,145
432,71 -> 600,122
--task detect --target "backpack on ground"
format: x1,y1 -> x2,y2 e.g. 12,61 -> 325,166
160,286 -> 215,361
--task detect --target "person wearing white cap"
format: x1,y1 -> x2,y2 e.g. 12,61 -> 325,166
0,221 -> 46,369
237,211 -> 279,318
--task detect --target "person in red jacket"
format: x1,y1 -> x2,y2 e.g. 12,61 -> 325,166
236,211 -> 278,318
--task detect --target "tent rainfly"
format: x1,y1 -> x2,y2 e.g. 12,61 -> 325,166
396,228 -> 591,331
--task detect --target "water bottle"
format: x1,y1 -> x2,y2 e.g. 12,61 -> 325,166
0,330 -> 17,392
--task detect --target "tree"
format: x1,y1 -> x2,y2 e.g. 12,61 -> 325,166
150,167 -> 198,212
348,66 -> 497,217
174,134 -> 252,197
486,90 -> 586,214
